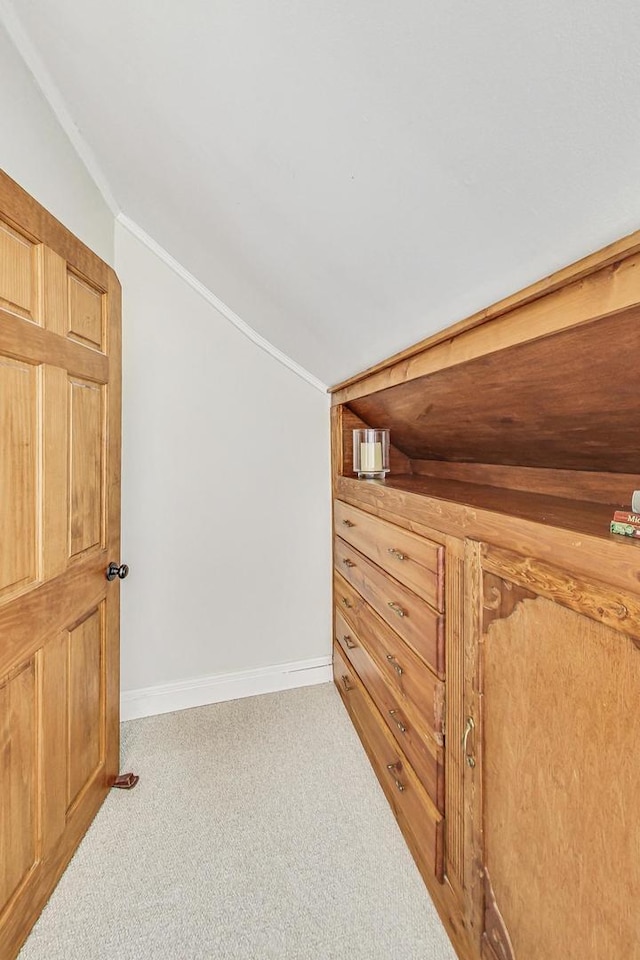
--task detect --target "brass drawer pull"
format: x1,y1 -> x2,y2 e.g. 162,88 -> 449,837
341,675 -> 354,692
342,519 -> 355,528
341,597 -> 353,609
462,716 -> 476,768
386,654 -> 403,675
387,763 -> 404,793
343,635 -> 357,649
387,547 -> 407,561
386,762 -> 404,792
387,602 -> 406,618
388,709 -> 406,733
342,558 -> 355,568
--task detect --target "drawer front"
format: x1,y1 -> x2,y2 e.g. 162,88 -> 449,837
335,609 -> 444,813
335,500 -> 444,612
333,643 -> 444,883
335,536 -> 445,678
334,573 -> 445,743
334,571 -> 368,622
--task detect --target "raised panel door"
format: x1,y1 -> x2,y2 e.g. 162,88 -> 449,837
0,172 -> 122,960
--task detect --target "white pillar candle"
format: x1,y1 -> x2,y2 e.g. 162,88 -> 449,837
360,441 -> 383,472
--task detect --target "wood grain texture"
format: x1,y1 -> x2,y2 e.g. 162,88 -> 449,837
410,459 -> 639,507
334,475 -> 640,597
41,367 -> 69,581
335,536 -> 445,677
40,634 -> 67,853
0,357 -> 38,599
482,544 -> 640,641
42,247 -> 67,337
482,870 -> 515,960
333,643 -> 444,882
0,309 -> 109,382
331,248 -> 640,404
103,267 -> 122,790
0,171 -> 109,290
332,605 -> 476,960
335,499 -> 444,609
330,405 -> 344,499
0,555 -> 117,686
334,577 -> 445,743
445,546 -> 465,901
0,175 -> 122,960
68,378 -> 104,557
0,219 -> 40,323
480,586 -> 640,959
481,572 -> 536,635
346,309 -> 640,472
335,607 -> 445,811
329,224 -> 640,960
0,736 -> 111,960
330,227 -> 640,398
67,271 -> 104,351
67,607 -> 104,810
0,659 -> 37,915
463,539 -> 484,952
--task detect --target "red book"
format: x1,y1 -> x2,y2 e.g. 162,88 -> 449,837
612,511 -> 640,525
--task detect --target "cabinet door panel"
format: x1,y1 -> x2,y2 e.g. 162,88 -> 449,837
469,547 -> 640,960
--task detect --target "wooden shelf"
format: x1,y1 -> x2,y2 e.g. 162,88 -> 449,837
335,474 -> 640,572
377,473 -> 625,539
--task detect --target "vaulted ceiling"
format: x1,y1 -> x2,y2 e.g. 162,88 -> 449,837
4,0 -> 640,385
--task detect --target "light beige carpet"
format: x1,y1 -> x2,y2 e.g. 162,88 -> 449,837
19,683 -> 457,960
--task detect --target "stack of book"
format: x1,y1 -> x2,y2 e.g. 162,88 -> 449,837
610,510 -> 640,539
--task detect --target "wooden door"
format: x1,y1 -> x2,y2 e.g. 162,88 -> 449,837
0,172 -> 122,959
464,541 -> 640,960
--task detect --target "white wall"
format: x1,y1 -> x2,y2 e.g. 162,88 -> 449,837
0,22 -> 113,263
117,222 -> 332,715
0,19 -> 333,717
0,15 -> 332,714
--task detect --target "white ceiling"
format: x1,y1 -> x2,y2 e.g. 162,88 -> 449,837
4,0 -> 640,385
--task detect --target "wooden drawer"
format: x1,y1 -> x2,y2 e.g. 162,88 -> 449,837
334,500 -> 444,612
333,643 -> 444,883
335,608 -> 445,813
335,536 -> 445,678
334,573 -> 445,743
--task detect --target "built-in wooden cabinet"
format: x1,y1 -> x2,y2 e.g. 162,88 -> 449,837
466,543 -> 640,960
329,231 -> 640,960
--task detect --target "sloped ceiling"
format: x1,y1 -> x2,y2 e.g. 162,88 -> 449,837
3,0 -> 640,386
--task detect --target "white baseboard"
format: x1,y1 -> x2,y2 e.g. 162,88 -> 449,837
120,655 -> 333,722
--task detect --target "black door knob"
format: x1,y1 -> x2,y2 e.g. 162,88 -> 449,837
106,562 -> 129,581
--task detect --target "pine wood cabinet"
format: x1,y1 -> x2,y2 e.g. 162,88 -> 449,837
465,544 -> 640,960
329,230 -> 640,960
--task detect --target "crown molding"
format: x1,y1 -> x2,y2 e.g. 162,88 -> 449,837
117,213 -> 328,392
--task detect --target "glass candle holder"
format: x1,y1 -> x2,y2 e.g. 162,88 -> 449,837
352,428 -> 390,479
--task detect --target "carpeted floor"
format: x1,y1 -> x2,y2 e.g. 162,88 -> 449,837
18,683 -> 457,960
